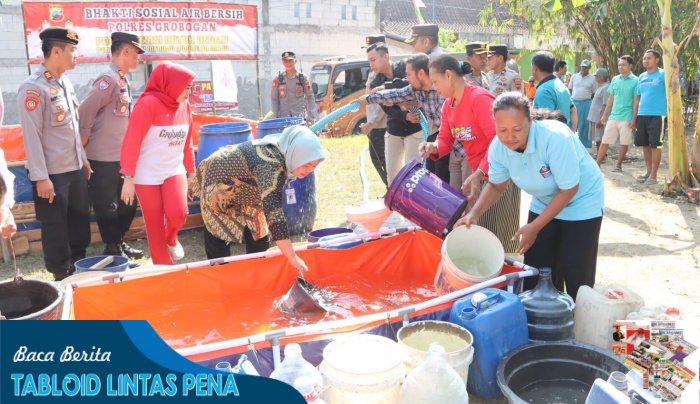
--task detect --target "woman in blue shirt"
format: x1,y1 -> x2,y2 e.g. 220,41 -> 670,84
456,92 -> 604,300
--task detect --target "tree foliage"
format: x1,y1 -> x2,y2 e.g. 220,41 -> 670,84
438,29 -> 469,53
480,0 -> 699,75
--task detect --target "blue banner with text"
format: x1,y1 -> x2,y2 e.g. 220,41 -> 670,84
0,320 -> 304,403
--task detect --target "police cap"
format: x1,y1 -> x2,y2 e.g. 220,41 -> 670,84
404,24 -> 439,44
282,51 -> 296,60
39,27 -> 79,45
466,42 -> 491,56
111,32 -> 145,54
488,44 -> 508,57
363,34 -> 385,48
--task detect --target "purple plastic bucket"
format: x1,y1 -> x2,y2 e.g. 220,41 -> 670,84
384,155 -> 468,238
307,227 -> 353,243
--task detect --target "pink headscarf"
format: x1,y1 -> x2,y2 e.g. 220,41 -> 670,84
141,62 -> 195,109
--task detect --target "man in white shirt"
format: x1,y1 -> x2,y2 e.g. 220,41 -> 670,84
568,60 -> 598,148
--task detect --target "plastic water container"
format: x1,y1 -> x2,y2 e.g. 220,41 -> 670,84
293,377 -> 327,403
270,344 -> 323,392
74,255 -> 129,273
397,320 -> 474,387
399,343 -> 469,404
197,122 -> 252,166
627,305 -> 681,320
262,127 -> 317,235
573,283 -> 644,350
519,267 -> 575,342
448,288 -> 528,400
433,225 -> 505,295
585,378 -> 630,403
307,227 -> 353,243
320,335 -> 405,404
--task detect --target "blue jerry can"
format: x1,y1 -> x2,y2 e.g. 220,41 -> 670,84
448,288 -> 529,400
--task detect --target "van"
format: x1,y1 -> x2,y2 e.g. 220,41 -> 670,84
309,57 -> 370,137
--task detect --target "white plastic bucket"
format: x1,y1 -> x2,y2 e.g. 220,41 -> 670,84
397,320 -> 474,387
320,334 -> 405,404
434,225 -> 505,294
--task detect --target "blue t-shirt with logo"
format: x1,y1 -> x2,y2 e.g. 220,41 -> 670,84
636,68 -> 667,117
488,119 -> 604,221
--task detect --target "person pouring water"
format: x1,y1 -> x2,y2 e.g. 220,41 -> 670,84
190,125 -> 324,274
455,92 -> 604,301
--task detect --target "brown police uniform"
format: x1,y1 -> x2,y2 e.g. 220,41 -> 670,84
78,32 -> 145,259
271,51 -> 318,121
17,28 -> 90,280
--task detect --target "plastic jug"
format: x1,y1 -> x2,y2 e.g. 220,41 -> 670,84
626,305 -> 681,320
399,343 -> 469,404
585,378 -> 629,403
448,288 -> 528,400
519,267 -> 575,341
573,283 -> 644,350
270,344 -> 323,392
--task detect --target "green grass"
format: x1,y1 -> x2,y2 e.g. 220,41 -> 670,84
0,135 -> 386,281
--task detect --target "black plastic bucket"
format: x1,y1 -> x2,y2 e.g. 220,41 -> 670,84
275,277 -> 331,317
0,279 -> 62,320
497,341 -> 628,403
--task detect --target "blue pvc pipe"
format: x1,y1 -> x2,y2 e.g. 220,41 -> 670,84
310,102 -> 362,132
409,106 -> 430,141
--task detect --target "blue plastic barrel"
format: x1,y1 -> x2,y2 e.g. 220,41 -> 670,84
197,122 -> 252,166
318,233 -> 363,249
448,288 -> 529,400
10,166 -> 33,202
260,120 -> 316,235
257,117 -> 304,138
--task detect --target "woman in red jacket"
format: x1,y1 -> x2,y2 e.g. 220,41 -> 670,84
120,62 -> 196,265
419,54 -> 520,253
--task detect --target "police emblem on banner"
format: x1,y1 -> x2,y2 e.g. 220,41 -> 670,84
49,4 -> 64,21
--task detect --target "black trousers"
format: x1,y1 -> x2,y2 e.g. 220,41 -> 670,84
88,160 -> 138,244
368,128 -> 388,187
32,169 -> 91,275
204,227 -> 270,259
522,211 -> 603,301
425,133 -> 450,183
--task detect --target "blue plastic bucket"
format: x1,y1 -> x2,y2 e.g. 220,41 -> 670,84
307,227 -> 353,243
197,122 -> 252,166
74,255 -> 129,273
261,123 -> 316,235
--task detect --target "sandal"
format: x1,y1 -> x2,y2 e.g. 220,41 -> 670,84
636,175 -> 649,183
644,178 -> 659,185
612,165 -> 622,172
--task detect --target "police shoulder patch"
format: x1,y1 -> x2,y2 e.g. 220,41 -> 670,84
26,89 -> 41,97
25,97 -> 39,111
272,79 -> 277,87
98,79 -> 111,91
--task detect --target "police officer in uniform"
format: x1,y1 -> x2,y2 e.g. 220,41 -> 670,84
78,32 -> 145,266
464,43 -> 490,89
361,34 -> 388,187
404,24 -> 444,59
271,51 -> 318,122
507,50 -> 521,74
17,28 -> 91,281
486,44 -> 524,96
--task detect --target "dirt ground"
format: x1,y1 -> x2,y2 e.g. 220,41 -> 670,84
588,140 -> 700,321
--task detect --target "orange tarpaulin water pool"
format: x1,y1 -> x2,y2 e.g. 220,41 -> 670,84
72,231 -> 449,360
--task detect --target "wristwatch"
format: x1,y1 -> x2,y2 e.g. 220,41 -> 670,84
122,175 -> 133,179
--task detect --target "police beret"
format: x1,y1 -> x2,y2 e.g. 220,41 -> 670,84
111,32 -> 145,54
488,44 -> 508,57
282,51 -> 296,60
404,24 -> 439,44
466,42 -> 491,55
39,27 -> 79,45
364,34 -> 385,48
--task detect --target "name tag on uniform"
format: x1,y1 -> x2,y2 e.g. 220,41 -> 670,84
539,165 -> 552,178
